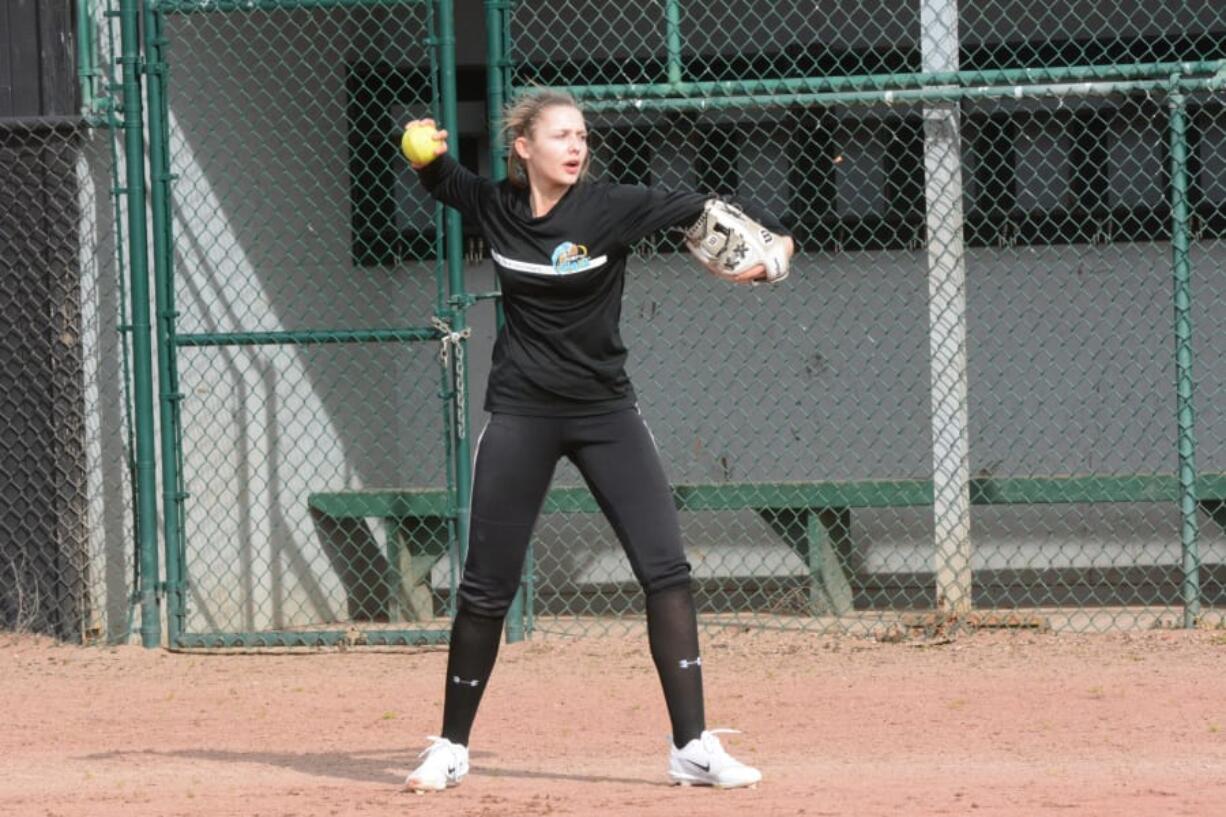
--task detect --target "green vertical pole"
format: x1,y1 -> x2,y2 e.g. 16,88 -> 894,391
664,0 -> 683,85
484,0 -> 521,642
485,2 -> 509,329
486,0 -> 508,336
118,0 -> 162,647
438,0 -> 475,628
1167,87 -> 1200,628
488,0 -> 509,347
142,2 -> 187,646
486,0 -> 528,643
76,0 -> 97,115
506,1 -> 533,639
424,0 -> 461,621
485,0 -> 506,183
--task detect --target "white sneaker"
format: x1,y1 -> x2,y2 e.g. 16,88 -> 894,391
668,729 -> 762,789
404,736 -> 469,792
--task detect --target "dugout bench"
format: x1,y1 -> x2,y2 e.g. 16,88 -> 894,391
308,474 -> 1226,622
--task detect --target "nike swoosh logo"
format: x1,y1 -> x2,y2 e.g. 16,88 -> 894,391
685,759 -> 711,772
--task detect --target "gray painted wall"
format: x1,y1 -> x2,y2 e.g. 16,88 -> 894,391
460,244 -> 1226,593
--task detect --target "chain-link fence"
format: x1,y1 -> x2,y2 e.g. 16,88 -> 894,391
489,0 -> 1226,636
1,0 -> 136,644
5,0 -> 1224,645
0,0 -> 145,644
152,1 -> 466,646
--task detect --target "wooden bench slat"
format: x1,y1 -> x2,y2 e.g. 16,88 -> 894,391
307,473 -> 1226,623
309,474 -> 1226,519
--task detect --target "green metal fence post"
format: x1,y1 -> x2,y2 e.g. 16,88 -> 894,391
484,2 -> 509,338
76,0 -> 99,116
497,6 -> 532,637
118,0 -> 162,647
485,0 -> 506,176
142,0 -> 188,647
664,0 -> 683,85
1167,85 -> 1201,628
438,0 -> 475,630
485,0 -> 529,643
424,0 -> 461,623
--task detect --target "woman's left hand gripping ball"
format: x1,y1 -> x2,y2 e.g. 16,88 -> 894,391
402,119 -> 449,168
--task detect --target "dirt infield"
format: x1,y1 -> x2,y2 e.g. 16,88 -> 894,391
3,627 -> 1225,817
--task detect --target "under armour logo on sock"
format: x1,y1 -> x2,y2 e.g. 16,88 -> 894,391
678,657 -> 702,670
451,675 -> 480,687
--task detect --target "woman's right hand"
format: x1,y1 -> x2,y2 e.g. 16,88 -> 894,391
402,118 -> 450,168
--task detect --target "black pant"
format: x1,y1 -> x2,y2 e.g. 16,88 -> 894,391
459,408 -> 691,616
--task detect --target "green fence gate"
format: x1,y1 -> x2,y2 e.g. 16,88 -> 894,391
149,0 -> 471,647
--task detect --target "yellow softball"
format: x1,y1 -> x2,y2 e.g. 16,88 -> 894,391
401,123 -> 440,166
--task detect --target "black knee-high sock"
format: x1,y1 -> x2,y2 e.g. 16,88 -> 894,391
440,605 -> 504,746
646,584 -> 706,748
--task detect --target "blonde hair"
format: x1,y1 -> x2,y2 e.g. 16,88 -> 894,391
502,90 -> 590,189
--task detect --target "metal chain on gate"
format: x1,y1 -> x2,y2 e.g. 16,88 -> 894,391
430,315 -> 471,371
431,315 -> 472,440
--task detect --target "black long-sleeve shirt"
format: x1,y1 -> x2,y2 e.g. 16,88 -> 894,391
419,154 -> 786,417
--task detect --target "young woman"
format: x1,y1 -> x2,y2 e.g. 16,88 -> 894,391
402,90 -> 793,792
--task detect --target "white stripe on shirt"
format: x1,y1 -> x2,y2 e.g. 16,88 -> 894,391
491,249 -> 608,276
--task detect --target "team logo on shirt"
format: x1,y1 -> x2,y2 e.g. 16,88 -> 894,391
551,242 -> 592,274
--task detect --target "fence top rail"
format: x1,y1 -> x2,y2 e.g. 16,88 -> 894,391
153,0 -> 429,12
545,59 -> 1226,103
564,77 -> 1223,114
